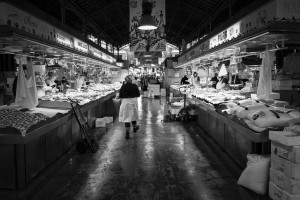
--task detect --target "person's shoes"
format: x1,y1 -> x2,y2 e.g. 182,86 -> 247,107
133,125 -> 140,133
125,131 -> 130,139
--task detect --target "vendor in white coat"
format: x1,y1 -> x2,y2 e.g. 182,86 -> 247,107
119,75 -> 140,139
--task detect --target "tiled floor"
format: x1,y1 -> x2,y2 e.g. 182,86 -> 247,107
0,98 -> 270,200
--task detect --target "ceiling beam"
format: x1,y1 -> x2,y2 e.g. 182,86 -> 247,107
114,0 -> 128,45
166,0 -> 180,36
89,0 -> 124,46
170,4 -> 199,45
166,2 -> 207,19
68,1 -> 111,40
186,0 -> 227,41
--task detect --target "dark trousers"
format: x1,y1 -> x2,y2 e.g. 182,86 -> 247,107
125,121 -> 137,128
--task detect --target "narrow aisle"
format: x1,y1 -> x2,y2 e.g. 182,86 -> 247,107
0,98 -> 257,200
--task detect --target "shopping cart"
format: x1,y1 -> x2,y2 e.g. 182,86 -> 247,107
69,98 -> 99,154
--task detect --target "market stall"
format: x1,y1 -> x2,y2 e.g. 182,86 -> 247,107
175,0 -> 300,168
0,1 -> 121,189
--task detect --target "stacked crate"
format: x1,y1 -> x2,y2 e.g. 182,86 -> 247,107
269,131 -> 300,200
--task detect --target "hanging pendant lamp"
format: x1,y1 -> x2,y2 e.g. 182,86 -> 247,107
137,1 -> 157,30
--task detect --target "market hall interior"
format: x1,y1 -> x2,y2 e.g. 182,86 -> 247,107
0,98 -> 270,200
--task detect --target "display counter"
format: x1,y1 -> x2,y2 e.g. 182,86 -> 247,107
170,86 -> 272,168
0,92 -> 116,189
190,97 -> 270,168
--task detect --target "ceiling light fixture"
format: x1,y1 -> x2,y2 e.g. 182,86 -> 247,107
138,1 -> 157,30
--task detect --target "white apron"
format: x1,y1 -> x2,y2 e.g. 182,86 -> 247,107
119,98 -> 139,122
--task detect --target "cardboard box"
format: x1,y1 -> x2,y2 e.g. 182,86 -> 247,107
104,116 -> 113,123
271,155 -> 300,179
269,182 -> 300,200
270,168 -> 300,195
269,131 -> 300,147
95,118 -> 106,128
271,141 -> 300,164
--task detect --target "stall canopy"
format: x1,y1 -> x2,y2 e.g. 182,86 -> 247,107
0,2 -> 118,68
177,0 -> 300,69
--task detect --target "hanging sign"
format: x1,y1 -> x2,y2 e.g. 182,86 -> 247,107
0,2 -> 55,41
55,29 -> 74,48
74,38 -> 88,53
208,1 -> 276,49
129,0 -> 166,51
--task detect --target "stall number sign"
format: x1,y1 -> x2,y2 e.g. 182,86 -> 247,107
74,38 -> 88,53
56,29 -> 73,48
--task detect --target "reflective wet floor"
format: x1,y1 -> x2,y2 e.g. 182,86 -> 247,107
0,98 -> 270,200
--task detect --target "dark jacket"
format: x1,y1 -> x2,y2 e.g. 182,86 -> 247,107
181,76 -> 189,85
119,82 -> 140,98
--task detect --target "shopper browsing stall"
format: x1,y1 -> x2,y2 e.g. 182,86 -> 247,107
119,75 -> 140,139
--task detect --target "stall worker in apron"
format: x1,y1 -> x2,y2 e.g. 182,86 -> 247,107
119,75 -> 140,139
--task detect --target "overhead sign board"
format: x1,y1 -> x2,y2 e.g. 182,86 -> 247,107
74,38 -> 88,53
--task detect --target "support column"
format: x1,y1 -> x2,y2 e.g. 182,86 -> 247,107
60,0 -> 66,24
229,0 -> 232,19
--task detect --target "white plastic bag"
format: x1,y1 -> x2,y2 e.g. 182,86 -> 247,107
236,104 -> 271,119
237,154 -> 270,194
248,110 -> 294,128
257,51 -> 275,100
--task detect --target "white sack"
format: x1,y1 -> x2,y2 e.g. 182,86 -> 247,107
237,154 -> 270,194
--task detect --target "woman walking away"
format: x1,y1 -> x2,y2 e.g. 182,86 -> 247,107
119,76 -> 140,139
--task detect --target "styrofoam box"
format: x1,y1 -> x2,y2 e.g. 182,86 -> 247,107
270,168 -> 300,195
270,92 -> 280,100
269,182 -> 300,200
269,131 -> 300,147
104,117 -> 113,123
95,118 -> 106,128
271,155 -> 300,179
251,94 -> 258,100
271,141 -> 300,163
